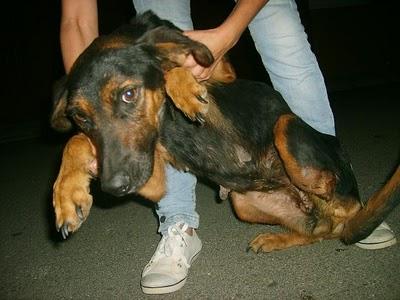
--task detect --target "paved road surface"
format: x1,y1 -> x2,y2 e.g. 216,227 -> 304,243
1,84 -> 399,299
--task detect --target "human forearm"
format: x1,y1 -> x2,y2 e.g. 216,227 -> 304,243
60,20 -> 98,73
218,0 -> 269,49
183,0 -> 268,80
60,0 -> 98,73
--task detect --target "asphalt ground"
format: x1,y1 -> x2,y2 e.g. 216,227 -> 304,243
0,83 -> 399,299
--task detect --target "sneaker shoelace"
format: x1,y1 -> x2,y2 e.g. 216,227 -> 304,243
148,222 -> 190,269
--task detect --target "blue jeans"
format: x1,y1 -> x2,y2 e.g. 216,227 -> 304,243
133,0 -> 198,235
132,0 -> 336,234
248,0 -> 335,136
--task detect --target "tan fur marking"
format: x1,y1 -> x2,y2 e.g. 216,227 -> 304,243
76,99 -> 91,113
100,36 -> 131,50
100,79 -> 141,110
100,80 -> 119,109
230,190 -> 312,235
137,143 -> 167,201
208,57 -> 236,84
274,114 -> 336,199
144,89 -> 165,127
73,97 -> 96,117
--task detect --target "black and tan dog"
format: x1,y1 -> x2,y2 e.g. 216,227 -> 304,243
51,11 -> 400,252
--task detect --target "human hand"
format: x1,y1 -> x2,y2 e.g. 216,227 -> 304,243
183,28 -> 236,81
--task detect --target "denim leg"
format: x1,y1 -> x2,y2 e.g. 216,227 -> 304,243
132,0 -> 193,30
156,165 -> 199,234
132,0 -> 198,234
248,0 -> 336,136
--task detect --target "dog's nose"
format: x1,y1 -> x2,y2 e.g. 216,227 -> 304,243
102,172 -> 131,196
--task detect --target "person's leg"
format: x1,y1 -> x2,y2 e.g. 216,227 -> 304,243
156,165 -> 199,234
248,0 -> 335,136
133,0 -> 193,30
248,0 -> 395,249
133,0 -> 199,234
133,0 -> 202,294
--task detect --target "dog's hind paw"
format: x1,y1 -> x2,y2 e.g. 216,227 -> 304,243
248,232 -> 320,253
248,233 -> 279,253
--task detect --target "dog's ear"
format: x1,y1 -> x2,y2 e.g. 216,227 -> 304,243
138,26 -> 214,70
50,76 -> 73,132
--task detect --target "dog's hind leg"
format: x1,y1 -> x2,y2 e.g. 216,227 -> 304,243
273,114 -> 338,200
53,133 -> 97,238
231,190 -> 322,252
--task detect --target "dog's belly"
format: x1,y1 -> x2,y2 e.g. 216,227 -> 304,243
175,142 -> 288,193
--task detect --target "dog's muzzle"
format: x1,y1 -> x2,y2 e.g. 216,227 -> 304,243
101,171 -> 131,196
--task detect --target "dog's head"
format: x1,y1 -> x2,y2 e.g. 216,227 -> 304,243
51,11 -> 213,196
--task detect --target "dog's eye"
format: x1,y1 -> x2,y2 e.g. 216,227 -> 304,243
73,113 -> 88,124
71,112 -> 91,129
121,88 -> 138,103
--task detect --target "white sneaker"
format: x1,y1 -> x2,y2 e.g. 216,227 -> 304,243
141,222 -> 202,294
355,221 -> 397,250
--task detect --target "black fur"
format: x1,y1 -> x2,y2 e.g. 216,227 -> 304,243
161,80 -> 293,191
52,11 -> 400,247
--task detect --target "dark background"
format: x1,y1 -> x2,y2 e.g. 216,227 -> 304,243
0,0 -> 398,143
1,2 -> 399,298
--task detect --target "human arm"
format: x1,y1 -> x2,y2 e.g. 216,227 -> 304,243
60,0 -> 99,73
183,0 -> 268,80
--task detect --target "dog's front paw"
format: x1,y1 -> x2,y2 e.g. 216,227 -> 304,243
53,179 -> 93,239
52,133 -> 97,239
165,67 -> 209,124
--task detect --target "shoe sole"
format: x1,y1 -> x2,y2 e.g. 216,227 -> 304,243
355,237 -> 397,250
141,249 -> 201,295
142,277 -> 187,295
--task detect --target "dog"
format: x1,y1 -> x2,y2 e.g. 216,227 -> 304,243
51,11 -> 400,252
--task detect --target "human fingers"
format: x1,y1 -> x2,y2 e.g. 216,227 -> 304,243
182,54 -> 198,68
191,65 -> 207,79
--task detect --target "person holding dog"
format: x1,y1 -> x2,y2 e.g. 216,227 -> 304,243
60,0 -> 397,295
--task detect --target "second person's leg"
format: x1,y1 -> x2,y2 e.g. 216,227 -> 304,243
248,0 -> 335,136
133,0 -> 203,294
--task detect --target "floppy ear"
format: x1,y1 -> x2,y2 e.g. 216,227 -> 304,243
50,76 -> 73,132
138,26 -> 214,70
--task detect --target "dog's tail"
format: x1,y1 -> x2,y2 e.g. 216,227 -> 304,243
341,165 -> 400,244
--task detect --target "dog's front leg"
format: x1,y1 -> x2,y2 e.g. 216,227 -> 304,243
53,133 -> 97,238
164,67 -> 209,124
